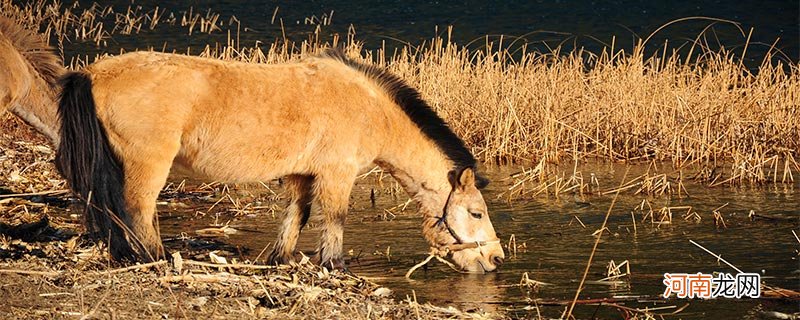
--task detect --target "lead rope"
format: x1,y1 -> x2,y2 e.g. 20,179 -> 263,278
404,239 -> 502,278
405,247 -> 460,278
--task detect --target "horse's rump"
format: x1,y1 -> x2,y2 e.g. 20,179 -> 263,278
56,71 -> 147,260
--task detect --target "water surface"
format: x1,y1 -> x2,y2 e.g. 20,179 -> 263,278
160,164 -> 800,318
47,0 -> 799,66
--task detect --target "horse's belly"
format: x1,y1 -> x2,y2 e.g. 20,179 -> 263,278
171,148 -> 306,183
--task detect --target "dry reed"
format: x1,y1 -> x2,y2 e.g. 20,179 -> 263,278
195,24 -> 799,192
3,1 -> 798,193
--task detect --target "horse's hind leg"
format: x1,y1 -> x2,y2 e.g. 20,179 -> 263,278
314,170 -> 356,270
119,148 -> 177,261
268,175 -> 314,265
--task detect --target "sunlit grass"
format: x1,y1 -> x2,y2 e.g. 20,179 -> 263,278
4,0 -> 799,192
190,27 -> 800,191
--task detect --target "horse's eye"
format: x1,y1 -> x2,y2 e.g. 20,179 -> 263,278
470,211 -> 483,220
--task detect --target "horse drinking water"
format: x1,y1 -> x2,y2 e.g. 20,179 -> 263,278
1,18 -> 505,272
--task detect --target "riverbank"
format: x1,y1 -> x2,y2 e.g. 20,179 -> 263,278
0,218 -> 488,319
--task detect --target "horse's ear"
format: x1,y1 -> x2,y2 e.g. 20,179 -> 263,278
448,169 -> 459,189
457,167 -> 476,190
449,167 -> 483,190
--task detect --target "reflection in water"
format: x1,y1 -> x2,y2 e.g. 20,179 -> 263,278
406,273 -> 506,314
452,273 -> 504,314
160,165 -> 800,318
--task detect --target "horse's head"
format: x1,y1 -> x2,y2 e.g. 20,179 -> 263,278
423,167 -> 505,273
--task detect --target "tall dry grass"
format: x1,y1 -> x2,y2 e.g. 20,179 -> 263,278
412,38 -> 798,187
196,29 -> 800,189
0,0 -> 226,47
3,1 -> 799,190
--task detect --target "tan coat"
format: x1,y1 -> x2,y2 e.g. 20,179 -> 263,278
2,16 -> 504,271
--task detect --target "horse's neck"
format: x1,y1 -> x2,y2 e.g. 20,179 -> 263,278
10,74 -> 60,146
376,129 -> 453,217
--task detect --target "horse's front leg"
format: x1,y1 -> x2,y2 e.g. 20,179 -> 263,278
314,171 -> 356,271
268,175 -> 314,265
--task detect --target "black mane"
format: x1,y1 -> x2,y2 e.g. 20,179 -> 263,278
322,49 -> 483,180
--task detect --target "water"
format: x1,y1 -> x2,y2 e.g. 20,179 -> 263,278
160,164 -> 800,318
50,0 -> 798,66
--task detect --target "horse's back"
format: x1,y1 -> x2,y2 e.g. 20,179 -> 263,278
86,52 -> 391,182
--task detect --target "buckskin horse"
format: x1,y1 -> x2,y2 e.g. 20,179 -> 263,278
1,17 -> 505,272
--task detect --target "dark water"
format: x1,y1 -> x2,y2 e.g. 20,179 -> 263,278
160,164 -> 800,319
45,0 -> 799,65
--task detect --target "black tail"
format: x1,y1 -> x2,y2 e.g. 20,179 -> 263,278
55,72 -> 143,261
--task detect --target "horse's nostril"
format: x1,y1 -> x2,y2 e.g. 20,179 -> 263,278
492,255 -> 504,266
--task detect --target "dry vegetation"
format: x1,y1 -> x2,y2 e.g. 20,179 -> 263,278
193,27 -> 800,194
4,0 -> 798,194
374,36 -> 798,194
0,205 -> 494,319
1,0 -> 227,45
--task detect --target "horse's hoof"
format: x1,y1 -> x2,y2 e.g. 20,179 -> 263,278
338,266 -> 354,276
142,244 -> 166,262
320,257 -> 348,273
266,249 -> 294,266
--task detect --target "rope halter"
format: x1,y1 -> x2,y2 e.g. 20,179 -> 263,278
431,186 -> 500,257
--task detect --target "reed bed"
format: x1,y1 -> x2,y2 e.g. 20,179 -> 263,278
3,0 -> 799,193
1,0 -> 226,48
393,37 -> 798,189
192,26 -> 800,192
